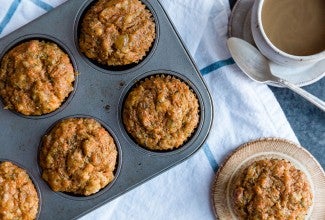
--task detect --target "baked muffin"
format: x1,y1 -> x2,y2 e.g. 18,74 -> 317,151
232,159 -> 313,220
123,75 -> 199,151
39,118 -> 118,196
79,0 -> 156,66
0,40 -> 75,116
0,161 -> 39,220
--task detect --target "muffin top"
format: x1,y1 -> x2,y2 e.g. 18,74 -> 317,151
123,75 -> 199,151
232,159 -> 313,220
79,0 -> 156,66
0,161 -> 39,220
0,40 -> 75,116
39,118 -> 118,196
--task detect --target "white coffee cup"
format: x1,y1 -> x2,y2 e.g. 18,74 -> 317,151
251,0 -> 325,66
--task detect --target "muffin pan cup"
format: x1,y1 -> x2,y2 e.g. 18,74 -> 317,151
0,159 -> 42,220
0,0 -> 213,219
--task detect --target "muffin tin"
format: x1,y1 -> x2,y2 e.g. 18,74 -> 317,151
0,0 -> 213,219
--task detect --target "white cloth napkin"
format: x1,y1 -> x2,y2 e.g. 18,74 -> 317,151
0,0 -> 298,219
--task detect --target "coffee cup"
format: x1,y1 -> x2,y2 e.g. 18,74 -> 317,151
251,0 -> 325,66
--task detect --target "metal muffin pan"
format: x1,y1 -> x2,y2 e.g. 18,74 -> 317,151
0,0 -> 213,219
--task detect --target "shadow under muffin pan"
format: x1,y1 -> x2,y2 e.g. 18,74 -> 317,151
0,0 -> 213,219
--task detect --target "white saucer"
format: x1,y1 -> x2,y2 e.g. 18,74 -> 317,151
228,0 -> 325,87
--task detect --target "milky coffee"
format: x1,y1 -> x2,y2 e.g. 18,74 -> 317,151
261,0 -> 325,56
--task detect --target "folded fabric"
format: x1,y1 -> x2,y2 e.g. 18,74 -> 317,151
0,0 -> 298,219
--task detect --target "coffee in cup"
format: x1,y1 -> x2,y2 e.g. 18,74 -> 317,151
251,0 -> 325,66
261,0 -> 325,56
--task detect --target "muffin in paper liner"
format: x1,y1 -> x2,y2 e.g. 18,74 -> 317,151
0,39 -> 76,116
39,117 -> 118,196
0,161 -> 39,220
79,0 -> 156,66
123,74 -> 200,151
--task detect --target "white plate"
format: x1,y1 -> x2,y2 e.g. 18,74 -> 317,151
228,0 -> 325,87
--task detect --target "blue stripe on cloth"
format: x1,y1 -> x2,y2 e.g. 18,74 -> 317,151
200,57 -> 235,75
203,143 -> 219,173
29,0 -> 53,11
0,0 -> 20,34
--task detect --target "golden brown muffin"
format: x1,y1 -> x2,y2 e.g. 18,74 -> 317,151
79,0 -> 156,66
123,75 -> 199,151
232,159 -> 313,220
39,118 -> 118,196
0,161 -> 39,220
0,40 -> 75,116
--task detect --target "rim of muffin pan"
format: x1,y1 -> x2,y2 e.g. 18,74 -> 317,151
0,158 -> 42,220
74,0 -> 160,74
119,70 -> 203,156
37,115 -> 122,201
0,34 -> 79,120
